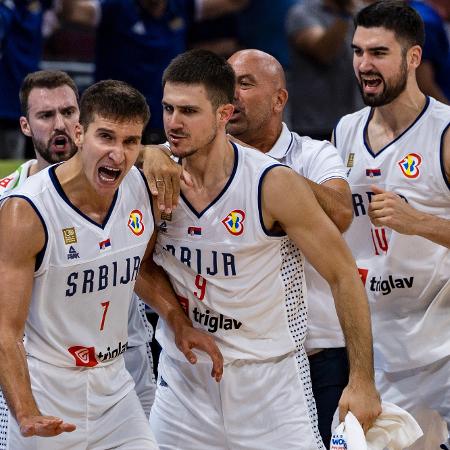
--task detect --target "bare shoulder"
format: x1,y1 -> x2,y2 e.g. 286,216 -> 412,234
0,197 -> 46,260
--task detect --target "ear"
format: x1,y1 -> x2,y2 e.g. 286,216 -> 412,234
217,103 -> 234,124
408,45 -> 422,69
19,116 -> 32,137
74,123 -> 83,148
273,88 -> 288,114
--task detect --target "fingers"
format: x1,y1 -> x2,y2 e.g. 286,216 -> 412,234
21,416 -> 76,437
181,168 -> 194,187
370,184 -> 385,195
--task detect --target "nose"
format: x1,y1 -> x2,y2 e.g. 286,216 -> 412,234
108,144 -> 125,165
54,112 -> 66,130
357,52 -> 373,72
166,109 -> 183,130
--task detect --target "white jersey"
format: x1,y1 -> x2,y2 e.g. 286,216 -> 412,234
4,165 -> 154,368
154,142 -> 307,364
267,123 -> 346,352
0,159 -> 36,196
335,97 -> 450,371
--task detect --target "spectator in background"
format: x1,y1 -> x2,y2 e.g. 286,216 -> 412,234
61,0 -> 248,145
0,0 -> 53,159
410,0 -> 450,103
286,0 -> 362,141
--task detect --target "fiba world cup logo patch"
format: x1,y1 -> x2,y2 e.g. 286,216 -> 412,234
398,153 -> 422,179
128,209 -> 145,236
222,209 -> 245,236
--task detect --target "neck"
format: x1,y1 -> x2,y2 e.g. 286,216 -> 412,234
182,132 -> 235,192
371,83 -> 427,134
56,156 -> 115,220
236,121 -> 283,153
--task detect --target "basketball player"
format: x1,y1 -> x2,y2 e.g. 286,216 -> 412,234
0,71 -> 155,446
0,79 -> 222,449
148,49 -> 380,450
334,0 -> 450,443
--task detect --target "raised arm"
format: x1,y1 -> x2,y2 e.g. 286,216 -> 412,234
135,229 -> 223,381
0,198 -> 76,437
262,166 -> 381,431
59,0 -> 98,27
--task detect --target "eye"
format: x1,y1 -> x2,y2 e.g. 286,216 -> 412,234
100,133 -> 112,140
63,108 -> 75,117
163,105 -> 173,113
353,48 -> 363,56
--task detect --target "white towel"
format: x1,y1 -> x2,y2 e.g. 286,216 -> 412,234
330,402 -> 423,450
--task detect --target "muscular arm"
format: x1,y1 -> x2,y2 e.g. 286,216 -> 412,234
368,128 -> 450,248
262,167 -> 380,431
305,178 -> 352,232
0,198 -> 75,437
135,228 -> 223,380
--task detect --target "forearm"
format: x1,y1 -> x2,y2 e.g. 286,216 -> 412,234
135,258 -> 192,331
305,179 -> 353,232
330,273 -> 375,384
199,0 -> 249,20
59,0 -> 97,27
0,337 -> 40,422
412,211 -> 450,248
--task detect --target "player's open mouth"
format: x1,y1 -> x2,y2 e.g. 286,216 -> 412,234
98,166 -> 121,182
361,75 -> 382,92
51,135 -> 69,152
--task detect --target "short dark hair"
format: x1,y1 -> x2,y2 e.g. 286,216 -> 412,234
162,49 -> 235,108
355,0 -> 425,49
79,80 -> 150,130
20,70 -> 79,116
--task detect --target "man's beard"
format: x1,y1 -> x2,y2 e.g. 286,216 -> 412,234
33,132 -> 78,164
359,57 -> 408,107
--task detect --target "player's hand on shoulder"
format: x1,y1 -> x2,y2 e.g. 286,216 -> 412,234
338,379 -> 381,434
20,415 -> 76,437
174,322 -> 224,383
142,144 -> 192,214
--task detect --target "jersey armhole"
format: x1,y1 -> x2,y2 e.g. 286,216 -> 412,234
3,195 -> 48,272
258,164 -> 288,237
439,122 -> 450,191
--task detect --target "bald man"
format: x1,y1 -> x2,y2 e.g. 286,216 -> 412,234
227,49 -> 356,447
143,49 -> 380,447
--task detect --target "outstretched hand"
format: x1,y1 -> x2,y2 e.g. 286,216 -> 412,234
20,415 -> 76,437
142,145 -> 193,213
174,323 -> 224,382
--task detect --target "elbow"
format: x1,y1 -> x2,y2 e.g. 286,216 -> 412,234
334,205 -> 353,233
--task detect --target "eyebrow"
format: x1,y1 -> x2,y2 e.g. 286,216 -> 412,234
351,44 -> 390,52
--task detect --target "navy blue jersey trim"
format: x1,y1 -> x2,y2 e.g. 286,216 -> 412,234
363,96 -> 430,158
258,164 -> 287,237
138,168 -> 155,221
49,165 -> 118,229
180,142 -> 239,218
6,195 -> 48,272
440,122 -> 450,191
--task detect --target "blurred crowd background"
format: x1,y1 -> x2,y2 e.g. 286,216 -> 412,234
1,0 -> 449,161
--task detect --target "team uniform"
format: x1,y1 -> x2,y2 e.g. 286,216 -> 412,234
266,123 -> 349,445
1,165 -> 157,449
0,161 -> 156,448
334,97 -> 450,430
150,142 -> 325,450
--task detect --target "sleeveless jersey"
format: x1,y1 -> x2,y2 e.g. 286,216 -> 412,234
267,123 -> 346,352
154,142 -> 307,364
5,165 -> 154,368
0,159 -> 36,196
335,97 -> 450,371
